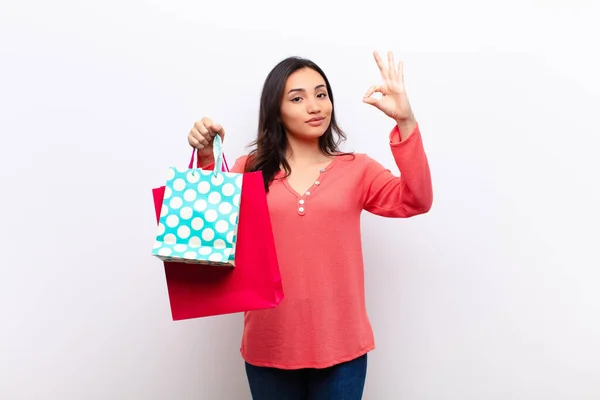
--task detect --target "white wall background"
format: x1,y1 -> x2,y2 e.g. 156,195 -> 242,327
1,0 -> 599,399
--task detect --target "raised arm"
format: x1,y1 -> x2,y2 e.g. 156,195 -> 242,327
361,123 -> 433,218
360,51 -> 433,217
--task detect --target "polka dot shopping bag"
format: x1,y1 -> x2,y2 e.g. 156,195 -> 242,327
151,136 -> 240,266
150,136 -> 284,320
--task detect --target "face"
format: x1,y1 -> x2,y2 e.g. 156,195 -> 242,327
279,67 -> 332,141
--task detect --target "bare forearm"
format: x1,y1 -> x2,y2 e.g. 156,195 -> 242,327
395,118 -> 417,141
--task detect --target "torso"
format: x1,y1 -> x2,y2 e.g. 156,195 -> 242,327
241,152 -> 376,369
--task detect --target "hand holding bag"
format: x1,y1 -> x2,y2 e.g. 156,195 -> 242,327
150,140 -> 284,320
151,135 -> 240,266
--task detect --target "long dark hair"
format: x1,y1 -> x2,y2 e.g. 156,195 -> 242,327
244,56 -> 349,191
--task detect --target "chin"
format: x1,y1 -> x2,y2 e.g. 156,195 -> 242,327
288,123 -> 330,141
300,128 -> 328,141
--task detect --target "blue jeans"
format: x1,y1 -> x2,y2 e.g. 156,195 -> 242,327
244,354 -> 367,400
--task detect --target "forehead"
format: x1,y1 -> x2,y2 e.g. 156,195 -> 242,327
284,68 -> 326,90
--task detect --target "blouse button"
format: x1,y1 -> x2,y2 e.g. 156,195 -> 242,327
305,191 -> 311,196
315,181 -> 320,185
299,199 -> 305,204
319,168 -> 325,173
298,206 -> 305,216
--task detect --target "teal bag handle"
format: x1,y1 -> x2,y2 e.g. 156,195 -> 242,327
212,134 -> 223,176
187,135 -> 230,174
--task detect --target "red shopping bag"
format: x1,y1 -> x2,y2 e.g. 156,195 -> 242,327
152,155 -> 284,320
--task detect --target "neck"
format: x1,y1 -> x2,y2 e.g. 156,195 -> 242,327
285,134 -> 330,166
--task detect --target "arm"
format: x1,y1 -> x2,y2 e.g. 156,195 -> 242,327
362,123 -> 433,218
360,50 -> 432,217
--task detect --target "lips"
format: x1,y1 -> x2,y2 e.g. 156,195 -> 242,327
306,116 -> 325,123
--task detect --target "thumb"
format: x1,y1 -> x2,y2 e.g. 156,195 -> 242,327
212,123 -> 225,140
362,84 -> 382,108
362,96 -> 380,108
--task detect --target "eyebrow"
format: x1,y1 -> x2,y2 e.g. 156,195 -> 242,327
287,84 -> 327,94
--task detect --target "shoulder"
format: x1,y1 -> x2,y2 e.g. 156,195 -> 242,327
334,152 -> 389,187
335,152 -> 382,170
229,154 -> 251,173
233,154 -> 250,165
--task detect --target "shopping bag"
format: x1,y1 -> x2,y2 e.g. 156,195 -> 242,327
151,147 -> 284,320
151,135 -> 240,267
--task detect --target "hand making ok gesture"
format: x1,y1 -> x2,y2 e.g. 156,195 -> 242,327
363,51 -> 416,129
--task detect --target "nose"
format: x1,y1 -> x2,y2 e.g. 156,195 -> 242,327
306,99 -> 321,114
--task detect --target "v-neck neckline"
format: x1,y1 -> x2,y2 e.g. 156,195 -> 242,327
281,156 -> 339,199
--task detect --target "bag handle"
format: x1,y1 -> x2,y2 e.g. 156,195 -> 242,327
187,135 -> 230,173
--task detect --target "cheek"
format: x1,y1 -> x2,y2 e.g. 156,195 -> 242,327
280,106 -> 304,128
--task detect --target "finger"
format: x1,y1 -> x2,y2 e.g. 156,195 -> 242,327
189,135 -> 202,149
196,123 -> 212,139
197,128 -> 212,147
200,117 -> 213,128
195,119 -> 210,135
189,129 -> 206,149
373,51 -> 388,80
212,123 -> 225,140
397,60 -> 404,83
192,127 -> 210,146
204,122 -> 221,139
190,128 -> 201,142
362,85 -> 382,108
388,51 -> 397,80
363,84 -> 382,99
362,95 -> 380,107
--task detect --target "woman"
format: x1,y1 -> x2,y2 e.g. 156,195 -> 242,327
187,51 -> 433,399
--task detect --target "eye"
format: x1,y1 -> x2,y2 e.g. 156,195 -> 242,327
317,93 -> 328,98
291,97 -> 302,102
